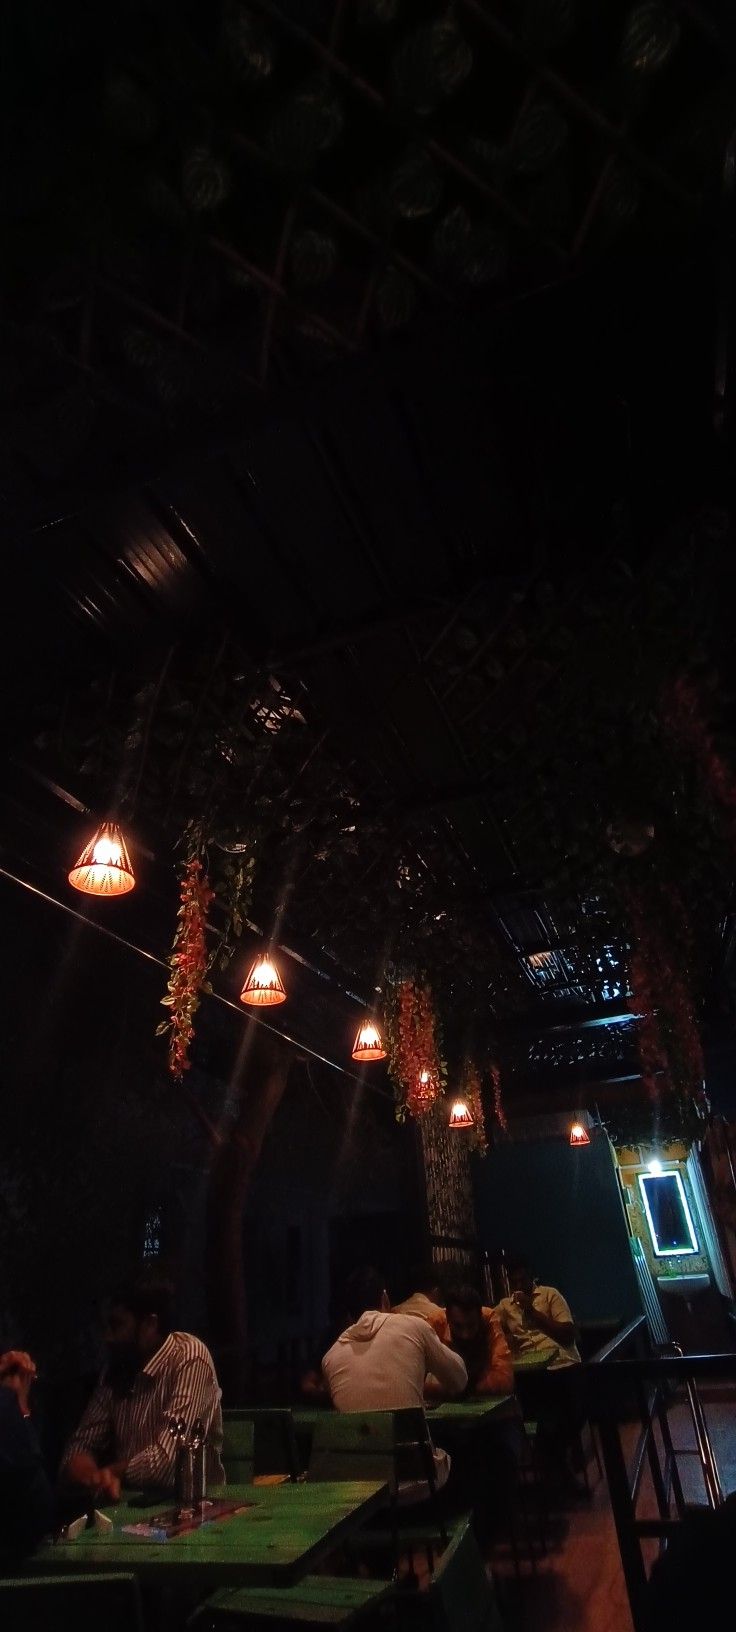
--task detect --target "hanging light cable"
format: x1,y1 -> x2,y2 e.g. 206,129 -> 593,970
351,1021 -> 387,1062
240,954 -> 286,1007
68,821 -> 135,897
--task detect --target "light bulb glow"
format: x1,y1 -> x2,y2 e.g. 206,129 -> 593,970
92,838 -> 122,867
569,1122 -> 590,1147
647,1158 -> 663,1176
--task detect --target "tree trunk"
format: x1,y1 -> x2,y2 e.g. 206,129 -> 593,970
204,1026 -> 295,1402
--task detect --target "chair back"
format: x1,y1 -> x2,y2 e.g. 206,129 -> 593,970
391,1406 -> 438,1488
221,1414 -> 255,1484
0,1573 -> 143,1632
308,1410 -> 396,1484
223,1408 -> 300,1480
428,1520 -> 504,1632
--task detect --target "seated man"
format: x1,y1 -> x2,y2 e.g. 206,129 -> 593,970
392,1266 -> 448,1338
497,1257 -> 584,1496
61,1276 -> 224,1502
0,1349 -> 55,1559
443,1286 -> 514,1397
321,1266 -> 467,1492
495,1257 -> 581,1370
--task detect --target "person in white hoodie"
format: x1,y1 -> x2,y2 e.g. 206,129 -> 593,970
321,1267 -> 467,1493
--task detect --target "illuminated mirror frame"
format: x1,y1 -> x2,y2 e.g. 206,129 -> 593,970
637,1170 -> 698,1258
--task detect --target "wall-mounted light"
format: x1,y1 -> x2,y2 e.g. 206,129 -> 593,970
569,1121 -> 591,1147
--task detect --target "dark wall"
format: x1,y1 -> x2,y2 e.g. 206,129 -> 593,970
473,1136 -> 642,1327
0,871 -> 408,1376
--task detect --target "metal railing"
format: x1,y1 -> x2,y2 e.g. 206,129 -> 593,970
586,1317 -> 736,1631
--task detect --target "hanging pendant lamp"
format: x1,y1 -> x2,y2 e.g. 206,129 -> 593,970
351,1021 -> 387,1062
449,1097 -> 475,1129
569,1121 -> 590,1147
68,821 -> 135,897
240,955 -> 286,1007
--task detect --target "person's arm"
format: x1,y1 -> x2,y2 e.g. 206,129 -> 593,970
517,1288 -> 575,1347
123,1357 -> 218,1488
59,1381 -> 120,1499
300,1367 -> 330,1403
472,1314 -> 514,1396
422,1326 -> 468,1397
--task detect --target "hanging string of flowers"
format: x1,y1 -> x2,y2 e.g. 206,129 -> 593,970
460,1063 -> 488,1155
490,1060 -> 508,1135
661,674 -> 736,843
626,883 -> 707,1134
157,856 -> 214,1077
384,974 -> 445,1122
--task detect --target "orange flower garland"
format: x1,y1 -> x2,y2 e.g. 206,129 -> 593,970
385,975 -> 444,1122
158,857 -> 214,1077
490,1061 -> 507,1134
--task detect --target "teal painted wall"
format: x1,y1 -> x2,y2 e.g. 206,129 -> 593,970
473,1136 -> 642,1325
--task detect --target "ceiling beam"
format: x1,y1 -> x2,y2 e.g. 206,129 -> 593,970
500,1002 -> 638,1038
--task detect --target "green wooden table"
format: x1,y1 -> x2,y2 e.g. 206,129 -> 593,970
28,1482 -> 388,1592
424,1395 -> 515,1425
512,1350 -> 555,1373
293,1397 -> 517,1434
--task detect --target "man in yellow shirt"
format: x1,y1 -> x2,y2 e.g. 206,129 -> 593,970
496,1260 -> 581,1370
497,1257 -> 585,1498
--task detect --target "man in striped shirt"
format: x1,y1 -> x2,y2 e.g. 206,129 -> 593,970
61,1278 -> 224,1501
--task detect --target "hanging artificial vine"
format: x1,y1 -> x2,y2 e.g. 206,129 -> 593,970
621,882 -> 708,1144
661,673 -> 736,843
157,857 -> 214,1077
490,1060 -> 508,1136
384,974 -> 445,1122
458,1063 -> 488,1156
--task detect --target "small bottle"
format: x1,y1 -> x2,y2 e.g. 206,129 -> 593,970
191,1419 -> 207,1510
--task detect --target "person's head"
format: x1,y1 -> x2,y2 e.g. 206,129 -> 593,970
104,1276 -> 175,1392
445,1285 -> 483,1347
507,1257 -> 535,1298
344,1267 -> 390,1323
410,1265 -> 442,1304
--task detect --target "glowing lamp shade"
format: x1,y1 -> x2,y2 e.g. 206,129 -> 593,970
68,821 -> 135,897
351,1021 -> 387,1062
240,956 -> 286,1007
449,1097 -> 475,1130
569,1121 -> 591,1147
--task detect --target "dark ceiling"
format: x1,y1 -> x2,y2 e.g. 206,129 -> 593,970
2,0 -> 736,1106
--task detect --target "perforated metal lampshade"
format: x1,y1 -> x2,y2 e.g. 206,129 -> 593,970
240,955 -> 286,1006
449,1097 -> 475,1129
569,1121 -> 590,1146
351,1021 -> 387,1062
68,821 -> 135,897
